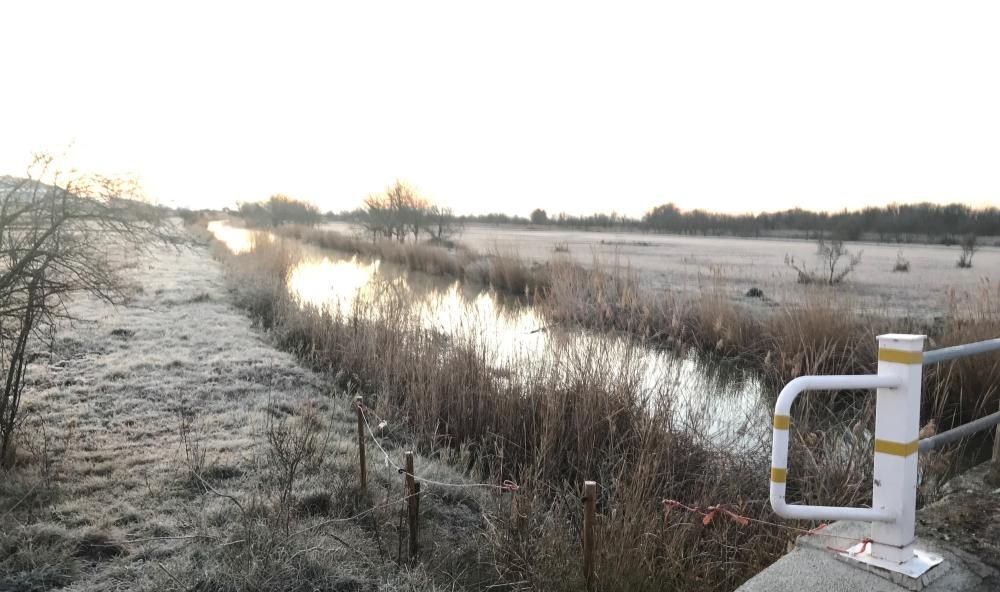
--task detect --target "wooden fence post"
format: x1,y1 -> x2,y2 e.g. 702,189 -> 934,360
993,400 -> 1000,466
991,401 -> 1000,486
354,395 -> 366,490
405,451 -> 418,560
583,480 -> 597,592
511,488 -> 526,539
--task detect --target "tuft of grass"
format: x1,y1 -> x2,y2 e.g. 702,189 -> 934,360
73,530 -> 125,561
893,251 -> 911,272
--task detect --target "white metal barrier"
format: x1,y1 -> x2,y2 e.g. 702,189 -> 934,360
769,333 -> 1000,576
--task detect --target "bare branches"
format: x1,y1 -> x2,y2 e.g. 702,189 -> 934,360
358,181 -> 459,244
784,239 -> 863,286
957,234 -> 977,268
0,154 -> 174,466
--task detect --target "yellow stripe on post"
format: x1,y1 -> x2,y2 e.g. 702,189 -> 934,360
773,415 -> 790,430
770,467 -> 787,483
878,348 -> 923,365
874,439 -> 918,457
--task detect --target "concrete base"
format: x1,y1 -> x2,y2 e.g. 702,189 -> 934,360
736,521 -> 992,592
737,463 -> 1000,592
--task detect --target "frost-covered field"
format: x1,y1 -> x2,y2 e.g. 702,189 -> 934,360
323,221 -> 1000,319
2,241 -> 486,591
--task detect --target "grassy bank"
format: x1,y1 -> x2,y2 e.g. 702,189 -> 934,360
0,243 -> 499,592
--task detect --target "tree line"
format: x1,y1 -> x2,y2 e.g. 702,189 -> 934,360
237,189 -> 1000,245
527,202 -> 1000,242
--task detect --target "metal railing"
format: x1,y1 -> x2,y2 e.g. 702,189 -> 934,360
769,334 -> 1000,570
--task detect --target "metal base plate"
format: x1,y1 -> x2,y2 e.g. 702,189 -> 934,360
839,543 -> 944,578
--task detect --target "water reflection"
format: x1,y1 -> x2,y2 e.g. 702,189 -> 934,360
209,221 -> 767,443
207,220 -> 256,254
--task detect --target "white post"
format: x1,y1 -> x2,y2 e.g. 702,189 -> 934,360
870,333 -> 925,563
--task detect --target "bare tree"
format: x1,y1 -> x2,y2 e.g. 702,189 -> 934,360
359,181 -> 435,243
424,205 -> 462,243
957,234 -> 977,268
0,154 -> 169,466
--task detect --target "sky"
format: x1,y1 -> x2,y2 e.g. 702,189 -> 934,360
2,1 -> 999,218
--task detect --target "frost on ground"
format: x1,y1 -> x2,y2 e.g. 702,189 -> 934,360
1,243 -> 493,592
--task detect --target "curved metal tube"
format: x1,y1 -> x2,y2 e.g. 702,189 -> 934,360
769,375 -> 900,522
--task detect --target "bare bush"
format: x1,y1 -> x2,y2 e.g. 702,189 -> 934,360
0,154 -> 170,466
957,234 -> 977,268
265,403 -> 329,534
785,238 -> 863,285
893,250 -> 911,272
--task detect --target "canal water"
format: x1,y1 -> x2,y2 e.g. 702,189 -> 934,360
208,220 -> 768,447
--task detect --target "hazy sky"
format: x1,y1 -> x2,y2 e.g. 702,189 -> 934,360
2,1 -> 999,217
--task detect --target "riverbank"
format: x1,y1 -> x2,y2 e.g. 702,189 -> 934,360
216,227 -> 796,591
269,221 -> 1000,432
0,241 -> 494,591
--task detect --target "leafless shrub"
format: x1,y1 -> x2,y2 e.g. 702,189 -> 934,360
265,402 -> 330,534
785,238 -> 862,285
957,234 -> 977,268
178,409 -> 209,480
893,251 -> 911,272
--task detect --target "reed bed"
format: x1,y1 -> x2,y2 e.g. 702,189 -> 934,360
220,239 -> 858,591
276,224 -> 550,295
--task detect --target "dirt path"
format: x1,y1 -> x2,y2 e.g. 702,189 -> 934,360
1,243 -> 491,592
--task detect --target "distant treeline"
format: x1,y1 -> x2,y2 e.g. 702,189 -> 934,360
238,192 -> 1000,245
638,203 -> 1000,242
477,203 -> 1000,243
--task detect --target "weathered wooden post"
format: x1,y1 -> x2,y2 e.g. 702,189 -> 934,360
405,451 -> 418,559
993,400 -> 1000,465
511,488 -> 526,538
991,401 -> 1000,486
354,395 -> 366,489
583,480 -> 597,591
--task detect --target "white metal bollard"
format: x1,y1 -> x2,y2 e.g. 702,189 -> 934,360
869,334 -> 925,563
